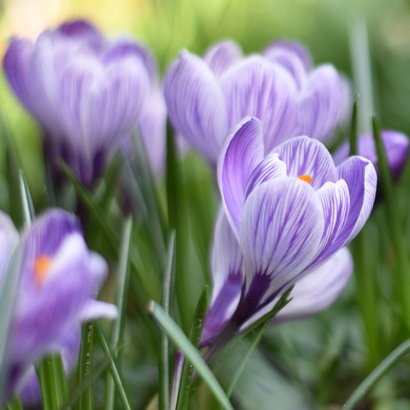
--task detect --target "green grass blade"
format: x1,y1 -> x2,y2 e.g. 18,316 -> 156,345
349,96 -> 359,157
159,232 -> 176,410
95,324 -> 132,410
176,289 -> 208,410
105,218 -> 133,410
37,355 -> 68,410
0,246 -> 22,402
18,171 -> 35,226
76,322 -> 95,410
343,339 -> 410,410
6,396 -> 23,410
148,301 -> 233,410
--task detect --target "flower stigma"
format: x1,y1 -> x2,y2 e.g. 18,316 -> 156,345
298,174 -> 313,184
34,256 -> 52,288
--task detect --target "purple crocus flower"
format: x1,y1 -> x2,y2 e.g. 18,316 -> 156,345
201,116 -> 376,344
3,19 -> 152,186
0,209 -> 117,398
164,39 -> 350,164
333,130 -> 410,180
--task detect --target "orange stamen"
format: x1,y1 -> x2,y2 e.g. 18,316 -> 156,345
34,256 -> 52,288
298,174 -> 313,184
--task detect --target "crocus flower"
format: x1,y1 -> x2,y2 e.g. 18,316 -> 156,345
164,39 -> 350,164
4,19 -> 153,186
333,130 -> 410,180
201,116 -> 376,344
0,209 -> 117,399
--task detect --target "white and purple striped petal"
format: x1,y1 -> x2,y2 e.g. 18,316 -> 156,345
296,65 -> 350,142
220,56 -> 297,153
204,40 -> 243,77
218,117 -> 264,234
201,210 -> 244,346
236,178 -> 324,321
164,50 -> 228,163
240,247 -> 353,329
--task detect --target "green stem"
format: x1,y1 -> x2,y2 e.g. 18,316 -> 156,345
77,322 -> 94,410
372,118 -> 410,328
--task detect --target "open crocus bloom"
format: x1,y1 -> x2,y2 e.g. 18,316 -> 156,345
4,19 -> 153,186
164,39 -> 350,164
201,117 -> 376,345
333,130 -> 410,180
1,209 -> 117,398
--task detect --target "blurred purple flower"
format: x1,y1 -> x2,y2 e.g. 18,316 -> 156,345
3,19 -> 160,186
333,130 -> 410,180
164,39 -> 350,164
0,209 -> 116,399
201,116 -> 376,344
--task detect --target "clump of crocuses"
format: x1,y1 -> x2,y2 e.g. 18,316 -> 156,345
201,117 -> 376,345
1,209 -> 116,401
4,19 -> 163,186
164,40 -> 350,164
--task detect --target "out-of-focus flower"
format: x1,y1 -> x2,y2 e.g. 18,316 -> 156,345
333,130 -> 410,180
164,40 -> 350,164
3,19 -> 157,186
201,116 -> 376,344
1,209 -> 117,399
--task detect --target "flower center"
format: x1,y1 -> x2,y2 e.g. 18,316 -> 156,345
34,256 -> 52,288
298,174 -> 313,184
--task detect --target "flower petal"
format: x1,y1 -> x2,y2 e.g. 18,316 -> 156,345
14,233 -> 106,362
263,40 -> 310,88
204,40 -> 243,77
238,177 -> 324,316
273,136 -> 338,188
296,65 -> 350,142
313,180 -> 350,264
336,156 -> 377,246
240,247 -> 352,329
220,56 -> 297,153
164,50 -> 228,162
245,153 -> 287,198
201,210 -> 244,346
218,117 -> 264,235
20,209 -> 81,288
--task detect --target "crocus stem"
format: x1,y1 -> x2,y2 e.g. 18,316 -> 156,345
77,322 -> 94,410
372,118 -> 410,328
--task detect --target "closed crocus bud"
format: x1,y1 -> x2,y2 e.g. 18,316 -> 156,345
3,19 -> 151,187
333,130 -> 410,180
200,116 -> 376,343
1,209 -> 117,399
164,40 -> 349,164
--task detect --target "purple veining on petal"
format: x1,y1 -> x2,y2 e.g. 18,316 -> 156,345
240,247 -> 352,329
204,40 -> 243,77
218,117 -> 264,235
239,177 -> 324,321
273,136 -> 338,189
201,210 -> 244,345
263,40 -> 311,88
245,153 -> 287,197
164,50 -> 228,163
296,65 -> 350,142
220,56 -> 297,153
